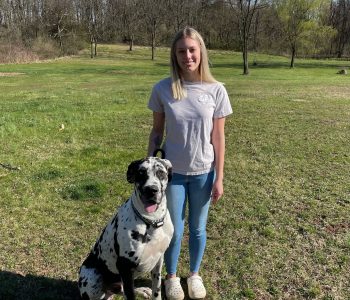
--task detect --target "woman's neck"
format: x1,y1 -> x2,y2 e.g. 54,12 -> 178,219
181,72 -> 201,82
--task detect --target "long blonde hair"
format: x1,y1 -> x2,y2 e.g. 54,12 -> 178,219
170,27 -> 217,100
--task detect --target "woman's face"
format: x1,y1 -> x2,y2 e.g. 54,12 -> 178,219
175,37 -> 201,81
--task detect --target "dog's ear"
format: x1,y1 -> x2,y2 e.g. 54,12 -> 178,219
159,159 -> 172,183
127,159 -> 144,183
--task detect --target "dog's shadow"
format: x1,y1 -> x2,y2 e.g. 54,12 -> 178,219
0,271 -> 194,300
0,271 -> 80,300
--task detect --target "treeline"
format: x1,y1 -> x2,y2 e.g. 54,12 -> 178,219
0,0 -> 349,65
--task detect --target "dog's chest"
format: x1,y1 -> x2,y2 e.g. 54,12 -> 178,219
118,219 -> 172,272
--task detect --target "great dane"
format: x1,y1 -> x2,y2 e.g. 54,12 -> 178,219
78,155 -> 173,300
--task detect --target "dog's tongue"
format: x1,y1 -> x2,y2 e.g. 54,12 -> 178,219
145,203 -> 157,213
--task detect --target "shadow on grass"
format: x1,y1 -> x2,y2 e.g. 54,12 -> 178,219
0,271 -> 195,300
0,271 -> 80,300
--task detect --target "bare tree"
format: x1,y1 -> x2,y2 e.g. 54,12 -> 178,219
79,0 -> 104,58
228,0 -> 265,75
329,0 -> 350,58
118,0 -> 140,51
165,0 -> 198,33
40,0 -> 75,53
138,0 -> 166,60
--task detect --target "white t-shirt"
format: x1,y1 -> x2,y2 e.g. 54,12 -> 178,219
148,77 -> 233,175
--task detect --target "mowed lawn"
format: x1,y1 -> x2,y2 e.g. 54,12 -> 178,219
0,45 -> 349,300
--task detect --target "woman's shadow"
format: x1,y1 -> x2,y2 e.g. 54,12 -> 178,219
0,271 -> 80,300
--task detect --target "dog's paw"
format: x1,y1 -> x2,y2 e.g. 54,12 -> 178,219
134,287 -> 152,299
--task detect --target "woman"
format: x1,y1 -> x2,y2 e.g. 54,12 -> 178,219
147,27 -> 232,300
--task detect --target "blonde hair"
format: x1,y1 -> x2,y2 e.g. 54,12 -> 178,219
170,27 -> 217,100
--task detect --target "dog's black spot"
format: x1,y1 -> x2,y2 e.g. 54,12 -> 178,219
154,291 -> 159,298
98,228 -> 106,243
127,159 -> 145,183
128,251 -> 135,257
131,230 -> 151,243
81,292 -> 90,300
113,232 -> 120,255
111,214 -> 118,226
78,277 -> 83,288
117,256 -> 138,271
154,165 -> 167,181
131,230 -> 140,240
135,167 -> 149,187
82,251 -> 121,286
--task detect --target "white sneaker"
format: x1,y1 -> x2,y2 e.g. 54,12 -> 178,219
187,275 -> 206,299
164,277 -> 185,300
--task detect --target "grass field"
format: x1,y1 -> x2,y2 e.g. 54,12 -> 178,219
0,44 -> 349,300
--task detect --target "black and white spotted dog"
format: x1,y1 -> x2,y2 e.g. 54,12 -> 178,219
78,156 -> 173,300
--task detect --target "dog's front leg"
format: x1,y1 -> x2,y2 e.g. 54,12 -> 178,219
117,257 -> 136,300
150,256 -> 163,300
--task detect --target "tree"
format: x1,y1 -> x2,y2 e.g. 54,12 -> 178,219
275,0 -> 327,67
165,0 -> 197,33
42,0 -> 75,53
118,0 -> 140,51
228,0 -> 265,75
138,0 -> 166,60
84,0 -> 104,58
329,0 -> 350,58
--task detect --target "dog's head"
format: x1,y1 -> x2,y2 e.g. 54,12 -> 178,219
127,157 -> 172,213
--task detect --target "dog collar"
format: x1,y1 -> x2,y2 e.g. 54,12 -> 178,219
131,200 -> 166,228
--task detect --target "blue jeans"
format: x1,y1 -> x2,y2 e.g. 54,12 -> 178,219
164,171 -> 215,275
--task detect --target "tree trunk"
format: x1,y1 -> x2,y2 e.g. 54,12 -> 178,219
243,47 -> 249,75
242,29 -> 249,75
290,44 -> 296,68
151,40 -> 155,60
90,37 -> 94,58
151,19 -> 156,60
129,35 -> 134,51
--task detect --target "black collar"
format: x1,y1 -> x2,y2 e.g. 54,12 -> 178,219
131,200 -> 166,228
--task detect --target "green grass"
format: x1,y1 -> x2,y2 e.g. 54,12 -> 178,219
0,45 -> 349,299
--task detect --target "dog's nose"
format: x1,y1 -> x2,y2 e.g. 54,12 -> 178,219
144,186 -> 159,197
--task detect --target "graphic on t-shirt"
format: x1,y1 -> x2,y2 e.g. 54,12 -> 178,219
197,94 -> 214,105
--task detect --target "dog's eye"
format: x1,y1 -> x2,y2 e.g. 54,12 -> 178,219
156,170 -> 167,179
135,168 -> 148,180
138,169 -> 147,176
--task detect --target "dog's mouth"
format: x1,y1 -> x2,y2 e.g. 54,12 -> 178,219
143,200 -> 158,213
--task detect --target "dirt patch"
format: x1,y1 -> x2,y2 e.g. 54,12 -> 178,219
0,72 -> 25,76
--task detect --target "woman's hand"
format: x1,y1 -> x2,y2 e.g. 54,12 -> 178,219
211,178 -> 223,204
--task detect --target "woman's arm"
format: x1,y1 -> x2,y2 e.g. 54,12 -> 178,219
211,117 -> 226,204
148,112 -> 165,156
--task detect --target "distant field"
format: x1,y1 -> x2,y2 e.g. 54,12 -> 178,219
0,45 -> 349,299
